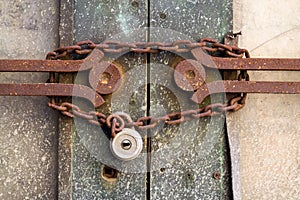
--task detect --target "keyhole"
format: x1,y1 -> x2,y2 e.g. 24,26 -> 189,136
100,72 -> 111,85
121,139 -> 132,150
185,70 -> 196,80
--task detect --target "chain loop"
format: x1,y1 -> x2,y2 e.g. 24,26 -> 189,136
47,37 -> 250,134
46,38 -> 250,60
48,97 -> 245,131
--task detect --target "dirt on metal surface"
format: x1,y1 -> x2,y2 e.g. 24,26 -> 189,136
0,83 -> 105,107
192,81 -> 300,104
212,57 -> 300,71
0,60 -> 84,72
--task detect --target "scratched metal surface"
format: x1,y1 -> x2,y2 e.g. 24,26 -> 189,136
71,0 -> 148,199
150,0 -> 232,41
149,1 -> 232,199
71,0 -> 232,199
0,0 -> 59,199
74,0 -> 147,43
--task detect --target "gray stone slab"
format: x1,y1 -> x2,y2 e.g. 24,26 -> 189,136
0,0 -> 59,199
229,1 -> 300,198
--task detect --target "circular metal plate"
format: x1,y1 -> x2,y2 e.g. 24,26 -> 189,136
89,61 -> 122,94
174,59 -> 206,91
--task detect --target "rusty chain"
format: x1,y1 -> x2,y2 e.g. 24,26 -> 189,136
48,96 -> 244,132
47,38 -> 250,137
46,38 -> 250,60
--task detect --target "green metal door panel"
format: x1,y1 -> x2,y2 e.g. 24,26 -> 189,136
70,1 -> 148,199
149,0 -> 232,41
148,56 -> 231,199
74,0 -> 148,43
64,0 -> 233,199
149,1 -> 232,199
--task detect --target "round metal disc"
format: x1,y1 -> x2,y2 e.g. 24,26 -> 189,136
174,59 -> 206,91
89,61 -> 122,94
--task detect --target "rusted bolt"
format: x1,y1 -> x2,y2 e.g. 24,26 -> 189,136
99,72 -> 111,85
89,61 -> 122,95
101,165 -> 119,183
174,59 -> 206,91
185,70 -> 196,80
213,171 -> 221,180
159,12 -> 167,20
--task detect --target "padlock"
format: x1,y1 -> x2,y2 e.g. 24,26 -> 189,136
110,128 -> 143,161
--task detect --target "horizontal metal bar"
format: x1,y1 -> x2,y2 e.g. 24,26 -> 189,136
1,57 -> 299,73
191,81 -> 300,104
0,60 -> 84,72
0,49 -> 104,72
0,83 -> 104,107
213,57 -> 300,71
192,48 -> 300,71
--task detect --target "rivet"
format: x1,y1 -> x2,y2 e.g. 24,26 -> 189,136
159,12 -> 167,20
213,171 -> 220,180
131,1 -> 139,9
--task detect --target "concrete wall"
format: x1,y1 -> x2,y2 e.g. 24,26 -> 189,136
228,1 -> 300,199
0,1 -> 59,199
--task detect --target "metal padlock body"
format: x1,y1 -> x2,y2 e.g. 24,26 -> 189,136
110,128 -> 143,161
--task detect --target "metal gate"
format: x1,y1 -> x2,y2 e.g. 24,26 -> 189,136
0,1 -> 299,200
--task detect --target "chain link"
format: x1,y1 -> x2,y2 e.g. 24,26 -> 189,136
46,38 -> 250,60
47,37 -> 250,135
48,99 -> 243,135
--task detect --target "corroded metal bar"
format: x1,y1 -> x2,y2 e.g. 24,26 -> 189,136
0,83 -> 104,107
0,57 -> 300,72
1,56 -> 299,72
191,47 -> 300,71
0,60 -> 84,72
191,81 -> 300,104
0,48 -> 105,72
212,57 -> 300,71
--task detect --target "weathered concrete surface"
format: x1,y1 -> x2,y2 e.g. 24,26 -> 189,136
227,1 -> 300,199
0,0 -> 59,199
